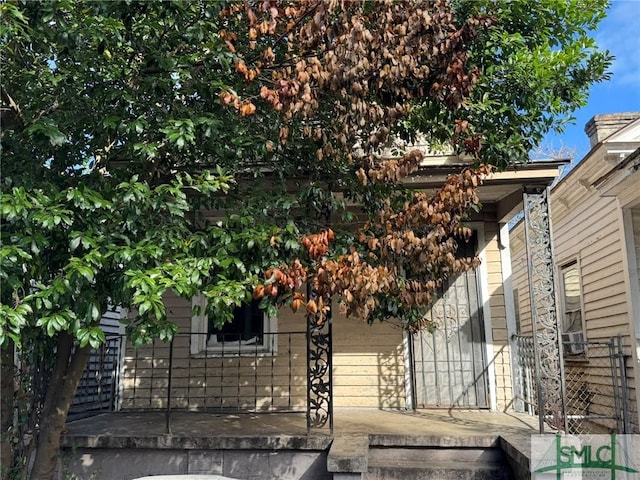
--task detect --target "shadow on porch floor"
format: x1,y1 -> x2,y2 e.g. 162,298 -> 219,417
63,408 -> 538,439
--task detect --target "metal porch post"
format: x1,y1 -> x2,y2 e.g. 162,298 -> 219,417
523,186 -> 567,433
306,284 -> 333,434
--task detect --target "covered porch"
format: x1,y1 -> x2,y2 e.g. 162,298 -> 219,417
59,161 -> 570,479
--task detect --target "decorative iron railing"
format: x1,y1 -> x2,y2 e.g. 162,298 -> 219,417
306,288 -> 333,432
70,330 -> 308,433
117,331 -> 308,417
523,186 -> 566,433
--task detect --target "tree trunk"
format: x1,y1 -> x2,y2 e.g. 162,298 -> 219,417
29,333 -> 91,480
1,340 -> 15,479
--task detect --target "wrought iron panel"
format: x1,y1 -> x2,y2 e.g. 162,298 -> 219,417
306,288 -> 333,432
523,186 -> 566,432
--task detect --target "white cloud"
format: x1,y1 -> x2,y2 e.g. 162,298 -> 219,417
597,1 -> 640,87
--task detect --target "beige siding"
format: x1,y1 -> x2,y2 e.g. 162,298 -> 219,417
634,207 -> 640,284
510,221 -> 533,336
483,223 -> 513,410
122,292 -> 407,410
553,168 -> 632,343
511,157 -> 635,347
631,206 -> 640,431
333,315 -> 406,408
122,292 -> 308,411
120,222 -> 516,413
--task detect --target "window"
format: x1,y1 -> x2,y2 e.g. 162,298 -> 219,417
559,262 -> 585,355
190,296 -> 276,355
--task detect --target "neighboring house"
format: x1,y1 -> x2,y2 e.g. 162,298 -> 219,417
116,149 -> 568,423
510,113 -> 640,433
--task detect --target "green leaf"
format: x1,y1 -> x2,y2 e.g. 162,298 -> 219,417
70,236 -> 81,251
138,301 -> 152,317
78,266 -> 95,283
25,119 -> 68,146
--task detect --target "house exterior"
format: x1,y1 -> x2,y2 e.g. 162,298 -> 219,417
510,113 -> 640,434
56,119 -> 640,479
113,149 -> 568,426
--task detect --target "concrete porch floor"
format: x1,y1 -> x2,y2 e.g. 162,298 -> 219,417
60,410 -> 539,479
63,408 -> 539,439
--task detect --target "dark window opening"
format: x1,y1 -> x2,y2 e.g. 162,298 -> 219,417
207,300 -> 264,347
429,230 -> 479,296
455,230 -> 479,259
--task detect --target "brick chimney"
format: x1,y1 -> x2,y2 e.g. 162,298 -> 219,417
584,112 -> 640,148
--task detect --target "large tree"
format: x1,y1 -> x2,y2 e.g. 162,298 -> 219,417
0,1 -> 610,479
408,0 -> 612,165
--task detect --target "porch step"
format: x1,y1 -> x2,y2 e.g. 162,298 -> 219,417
364,447 -> 514,480
368,446 -> 506,463
364,462 -> 513,480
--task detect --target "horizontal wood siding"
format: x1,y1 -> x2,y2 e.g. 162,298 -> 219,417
122,293 -> 307,411
559,179 -> 637,433
333,314 -> 406,408
553,170 -> 631,343
70,308 -> 124,416
630,206 -> 640,432
483,223 -> 512,410
510,221 -> 532,336
101,307 -> 125,336
634,208 -> 640,282
122,292 -> 408,410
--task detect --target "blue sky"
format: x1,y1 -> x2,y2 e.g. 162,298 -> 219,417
539,0 -> 640,161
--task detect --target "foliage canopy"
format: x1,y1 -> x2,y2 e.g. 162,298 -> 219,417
1,0 -> 612,343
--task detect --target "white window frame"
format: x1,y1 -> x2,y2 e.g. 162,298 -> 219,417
190,294 -> 277,356
558,259 -> 587,355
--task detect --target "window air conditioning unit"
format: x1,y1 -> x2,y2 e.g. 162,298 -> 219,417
562,331 -> 585,355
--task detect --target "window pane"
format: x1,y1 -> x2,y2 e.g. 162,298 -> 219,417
562,265 -> 582,333
564,310 -> 582,333
208,300 -> 264,345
